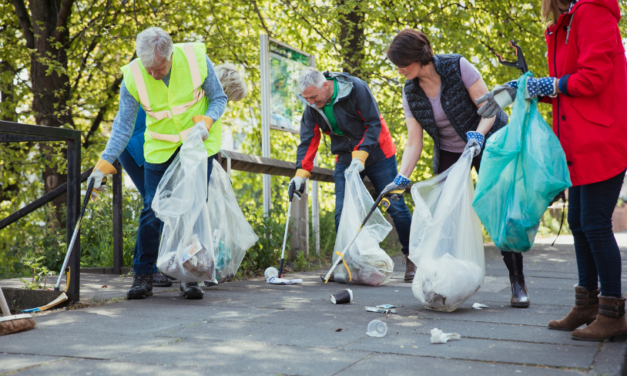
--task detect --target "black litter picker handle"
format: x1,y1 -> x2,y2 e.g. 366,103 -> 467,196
496,40 -> 528,74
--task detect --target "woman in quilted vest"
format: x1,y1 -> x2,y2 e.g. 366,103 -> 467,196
382,29 -> 529,308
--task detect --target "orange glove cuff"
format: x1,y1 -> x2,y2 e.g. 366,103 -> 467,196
351,150 -> 369,166
192,115 -> 214,131
95,159 -> 117,175
295,169 -> 311,179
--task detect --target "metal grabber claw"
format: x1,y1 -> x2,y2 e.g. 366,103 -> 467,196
495,40 -> 528,74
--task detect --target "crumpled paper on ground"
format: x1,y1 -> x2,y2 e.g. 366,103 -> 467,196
266,276 -> 303,285
430,328 -> 461,344
472,303 -> 489,310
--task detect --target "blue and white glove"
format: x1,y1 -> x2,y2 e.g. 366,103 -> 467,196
381,174 -> 411,197
465,131 -> 485,157
476,78 -> 557,119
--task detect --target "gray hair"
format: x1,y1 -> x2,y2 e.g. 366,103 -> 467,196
215,63 -> 248,102
136,27 -> 174,68
297,67 -> 325,93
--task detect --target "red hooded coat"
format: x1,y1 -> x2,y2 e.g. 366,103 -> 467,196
544,0 -> 627,186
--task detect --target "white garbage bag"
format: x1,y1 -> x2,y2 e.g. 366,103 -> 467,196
207,160 -> 258,282
152,126 -> 217,284
333,169 -> 394,286
409,147 -> 485,312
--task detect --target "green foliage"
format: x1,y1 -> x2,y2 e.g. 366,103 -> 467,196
294,251 -> 308,272
19,255 -> 56,290
238,207 -> 289,277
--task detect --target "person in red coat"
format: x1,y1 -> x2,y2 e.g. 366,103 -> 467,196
477,0 -> 627,342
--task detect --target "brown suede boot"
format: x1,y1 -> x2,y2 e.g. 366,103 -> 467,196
548,286 -> 599,331
571,295 -> 627,342
403,255 -> 416,282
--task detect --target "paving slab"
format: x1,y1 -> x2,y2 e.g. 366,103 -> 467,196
0,354 -> 59,374
345,333 -> 595,368
6,358 -> 273,376
334,353 -> 586,376
116,338 -> 372,375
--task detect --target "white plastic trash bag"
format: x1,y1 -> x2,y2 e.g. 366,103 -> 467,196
207,160 -> 258,282
409,147 -> 485,312
333,169 -> 394,286
153,126 -> 217,284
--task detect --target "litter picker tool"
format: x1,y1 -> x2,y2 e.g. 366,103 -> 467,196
278,180 -> 306,278
0,286 -> 36,335
54,177 -> 95,292
322,189 -> 404,283
496,40 -> 528,74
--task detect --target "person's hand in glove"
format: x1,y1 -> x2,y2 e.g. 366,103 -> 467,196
465,131 -> 485,157
476,77 -> 558,119
289,169 -> 310,199
88,159 -> 118,201
345,150 -> 368,175
191,115 -> 214,141
381,174 -> 411,197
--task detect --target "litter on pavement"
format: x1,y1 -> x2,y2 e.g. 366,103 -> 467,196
266,276 -> 303,285
472,303 -> 489,309
366,320 -> 388,337
331,289 -> 353,304
430,328 -> 462,344
366,306 -> 397,314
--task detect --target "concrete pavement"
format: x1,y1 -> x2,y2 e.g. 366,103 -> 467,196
1,235 -> 627,375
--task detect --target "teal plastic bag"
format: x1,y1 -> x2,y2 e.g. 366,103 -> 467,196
472,72 -> 571,252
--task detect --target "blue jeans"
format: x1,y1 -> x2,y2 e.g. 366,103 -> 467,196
133,150 -> 215,274
118,148 -> 146,198
568,169 -> 625,297
333,156 -> 412,255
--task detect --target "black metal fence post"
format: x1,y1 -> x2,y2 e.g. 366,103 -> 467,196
112,160 -> 123,274
66,134 -> 81,301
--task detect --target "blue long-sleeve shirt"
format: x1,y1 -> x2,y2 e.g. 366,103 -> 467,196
101,55 -> 227,164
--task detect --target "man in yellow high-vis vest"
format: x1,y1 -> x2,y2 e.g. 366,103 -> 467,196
88,27 -> 227,300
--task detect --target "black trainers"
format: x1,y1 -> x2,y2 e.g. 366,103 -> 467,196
153,272 -> 172,287
127,273 -> 153,299
180,282 -> 203,299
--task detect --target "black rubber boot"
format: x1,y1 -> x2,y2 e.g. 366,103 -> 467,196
502,251 -> 530,308
127,273 -> 153,300
180,282 -> 204,299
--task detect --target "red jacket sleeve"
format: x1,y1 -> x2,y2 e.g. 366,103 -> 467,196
566,4 -> 620,97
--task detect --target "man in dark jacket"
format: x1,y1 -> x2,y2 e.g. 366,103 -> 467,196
289,68 -> 415,281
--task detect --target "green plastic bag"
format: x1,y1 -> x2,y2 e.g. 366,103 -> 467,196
472,72 -> 571,252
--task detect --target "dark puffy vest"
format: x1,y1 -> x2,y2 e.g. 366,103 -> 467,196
404,54 -> 508,174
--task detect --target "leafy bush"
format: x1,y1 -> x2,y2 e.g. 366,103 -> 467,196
238,206 -> 289,277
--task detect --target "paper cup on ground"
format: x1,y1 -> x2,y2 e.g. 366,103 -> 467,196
331,289 -> 353,304
264,267 -> 278,279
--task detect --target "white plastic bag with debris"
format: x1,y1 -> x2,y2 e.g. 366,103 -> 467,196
152,126 -> 217,284
409,147 -> 485,312
333,169 -> 394,286
207,160 -> 258,282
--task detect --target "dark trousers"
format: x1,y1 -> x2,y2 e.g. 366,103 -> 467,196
333,156 -> 412,255
133,150 -> 215,274
118,148 -> 146,198
569,170 -> 625,297
439,149 -> 523,275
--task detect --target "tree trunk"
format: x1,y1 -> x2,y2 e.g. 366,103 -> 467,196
337,0 -> 365,78
12,0 -> 75,225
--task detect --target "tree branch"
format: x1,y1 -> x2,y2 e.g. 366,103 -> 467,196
55,0 -> 75,43
11,0 -> 34,49
252,0 -> 271,37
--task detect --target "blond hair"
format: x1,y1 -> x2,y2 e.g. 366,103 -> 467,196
214,63 -> 247,102
541,0 -> 572,25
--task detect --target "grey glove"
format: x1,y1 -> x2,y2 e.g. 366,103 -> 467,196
475,83 -> 517,119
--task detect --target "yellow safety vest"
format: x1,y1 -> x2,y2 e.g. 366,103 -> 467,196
121,43 -> 221,164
